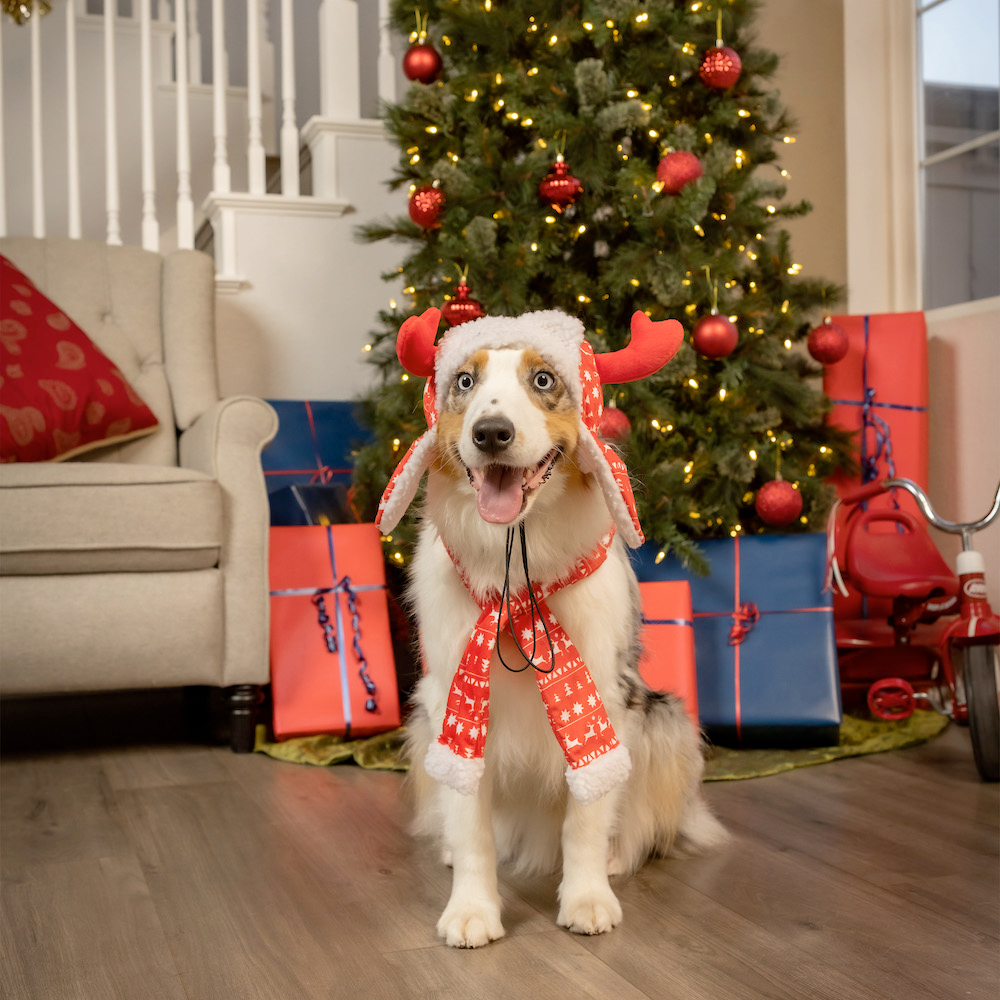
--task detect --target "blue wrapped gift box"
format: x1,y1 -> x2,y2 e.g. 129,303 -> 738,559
262,401 -> 372,525
631,534 -> 841,748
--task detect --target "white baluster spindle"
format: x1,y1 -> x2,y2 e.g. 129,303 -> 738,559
66,0 -> 81,238
175,0 -> 195,248
378,0 -> 396,109
139,0 -> 159,250
31,8 -> 45,237
103,2 -> 121,244
212,0 -> 231,193
187,0 -> 203,85
0,13 -> 6,236
279,0 -> 299,195
246,0 -> 267,194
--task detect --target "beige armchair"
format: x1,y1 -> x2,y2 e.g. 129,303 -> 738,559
0,237 -> 278,750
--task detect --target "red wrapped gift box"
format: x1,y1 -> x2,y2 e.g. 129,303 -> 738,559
269,524 -> 401,739
638,581 -> 699,726
825,312 -> 929,621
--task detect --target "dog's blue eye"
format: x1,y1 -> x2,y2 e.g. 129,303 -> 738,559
534,371 -> 555,390
456,372 -> 475,391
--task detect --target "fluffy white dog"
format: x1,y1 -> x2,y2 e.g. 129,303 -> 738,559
377,308 -> 727,948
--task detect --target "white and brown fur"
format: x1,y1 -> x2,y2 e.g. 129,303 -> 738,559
405,344 -> 727,948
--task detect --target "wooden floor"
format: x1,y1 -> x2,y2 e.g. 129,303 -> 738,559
1,713 -> 997,1000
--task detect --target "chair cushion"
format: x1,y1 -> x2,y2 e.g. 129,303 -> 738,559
0,255 -> 159,462
0,462 -> 222,575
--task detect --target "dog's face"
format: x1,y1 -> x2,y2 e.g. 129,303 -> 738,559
434,347 -> 581,524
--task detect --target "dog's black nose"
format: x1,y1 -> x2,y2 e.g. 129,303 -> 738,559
472,415 -> 515,455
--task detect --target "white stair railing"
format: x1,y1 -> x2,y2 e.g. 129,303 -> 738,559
0,0 -> 399,255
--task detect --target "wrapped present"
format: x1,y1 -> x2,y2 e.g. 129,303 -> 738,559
638,581 -> 699,726
263,401 -> 371,524
632,534 -> 841,748
824,312 -> 928,490
824,313 -> 929,620
269,523 -> 401,739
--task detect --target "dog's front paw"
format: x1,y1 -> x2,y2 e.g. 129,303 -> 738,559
437,899 -> 505,948
557,886 -> 623,936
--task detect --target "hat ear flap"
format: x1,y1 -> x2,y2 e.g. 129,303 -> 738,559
577,424 -> 644,548
376,428 -> 437,534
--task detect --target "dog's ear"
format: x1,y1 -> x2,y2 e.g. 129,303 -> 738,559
397,307 -> 442,376
594,313 -> 684,384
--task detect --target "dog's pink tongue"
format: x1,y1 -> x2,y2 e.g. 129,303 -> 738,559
476,466 -> 524,523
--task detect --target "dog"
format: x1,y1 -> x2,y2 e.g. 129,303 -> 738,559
376,308 -> 727,948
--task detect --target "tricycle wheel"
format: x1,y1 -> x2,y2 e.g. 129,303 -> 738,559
867,677 -> 916,721
962,644 -> 1000,782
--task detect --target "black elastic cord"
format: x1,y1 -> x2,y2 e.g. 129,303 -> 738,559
495,524 -> 557,674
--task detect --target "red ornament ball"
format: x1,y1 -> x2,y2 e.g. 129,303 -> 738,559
408,185 -> 445,228
656,151 -> 703,195
402,42 -> 443,84
692,312 -> 738,358
599,406 -> 632,442
538,157 -> 583,212
441,281 -> 485,328
699,44 -> 742,89
807,320 -> 849,365
754,479 -> 803,527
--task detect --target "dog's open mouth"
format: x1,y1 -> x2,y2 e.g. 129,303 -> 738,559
466,449 -> 559,523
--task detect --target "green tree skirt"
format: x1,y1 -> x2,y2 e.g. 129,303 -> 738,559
254,712 -> 950,781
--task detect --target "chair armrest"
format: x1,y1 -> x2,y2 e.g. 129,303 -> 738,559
179,395 -> 278,477
180,396 -> 278,686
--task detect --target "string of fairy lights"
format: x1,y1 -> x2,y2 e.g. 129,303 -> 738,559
368,1 -> 833,563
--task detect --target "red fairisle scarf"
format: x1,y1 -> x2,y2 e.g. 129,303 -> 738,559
424,528 -> 633,806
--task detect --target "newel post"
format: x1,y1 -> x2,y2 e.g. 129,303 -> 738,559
318,0 -> 361,120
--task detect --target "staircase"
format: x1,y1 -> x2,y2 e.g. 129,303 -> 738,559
0,0 -> 406,400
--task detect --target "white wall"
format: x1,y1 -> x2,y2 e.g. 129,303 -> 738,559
215,130 -> 404,401
926,298 -> 1000,599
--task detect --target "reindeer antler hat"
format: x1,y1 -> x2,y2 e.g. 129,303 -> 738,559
376,308 -> 684,547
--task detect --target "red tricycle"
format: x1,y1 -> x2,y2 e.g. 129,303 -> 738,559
828,477 -> 1000,781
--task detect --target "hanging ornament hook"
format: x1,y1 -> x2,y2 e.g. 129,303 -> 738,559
702,265 -> 719,315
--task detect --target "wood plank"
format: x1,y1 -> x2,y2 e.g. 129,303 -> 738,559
0,754 -> 132,869
382,930 -> 654,1000
505,853 -> 888,1000
222,755 -> 555,949
0,856 -> 186,1000
100,744 -> 233,792
712,756 -> 999,937
115,777 -> 421,1000
676,778 -> 998,1000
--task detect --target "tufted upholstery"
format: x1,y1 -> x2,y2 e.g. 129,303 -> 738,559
0,238 -> 278,749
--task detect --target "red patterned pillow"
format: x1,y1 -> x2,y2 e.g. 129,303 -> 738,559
0,255 -> 159,462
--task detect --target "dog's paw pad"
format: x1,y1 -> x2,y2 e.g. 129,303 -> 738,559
557,892 -> 623,936
437,903 -> 504,949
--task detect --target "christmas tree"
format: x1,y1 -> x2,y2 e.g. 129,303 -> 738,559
352,0 -> 854,571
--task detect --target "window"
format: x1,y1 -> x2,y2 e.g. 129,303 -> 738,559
917,0 -> 1000,310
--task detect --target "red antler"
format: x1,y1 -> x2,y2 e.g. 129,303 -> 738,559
396,307 -> 442,376
594,312 -> 684,384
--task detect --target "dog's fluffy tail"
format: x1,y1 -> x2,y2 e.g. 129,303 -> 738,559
609,688 -> 728,875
